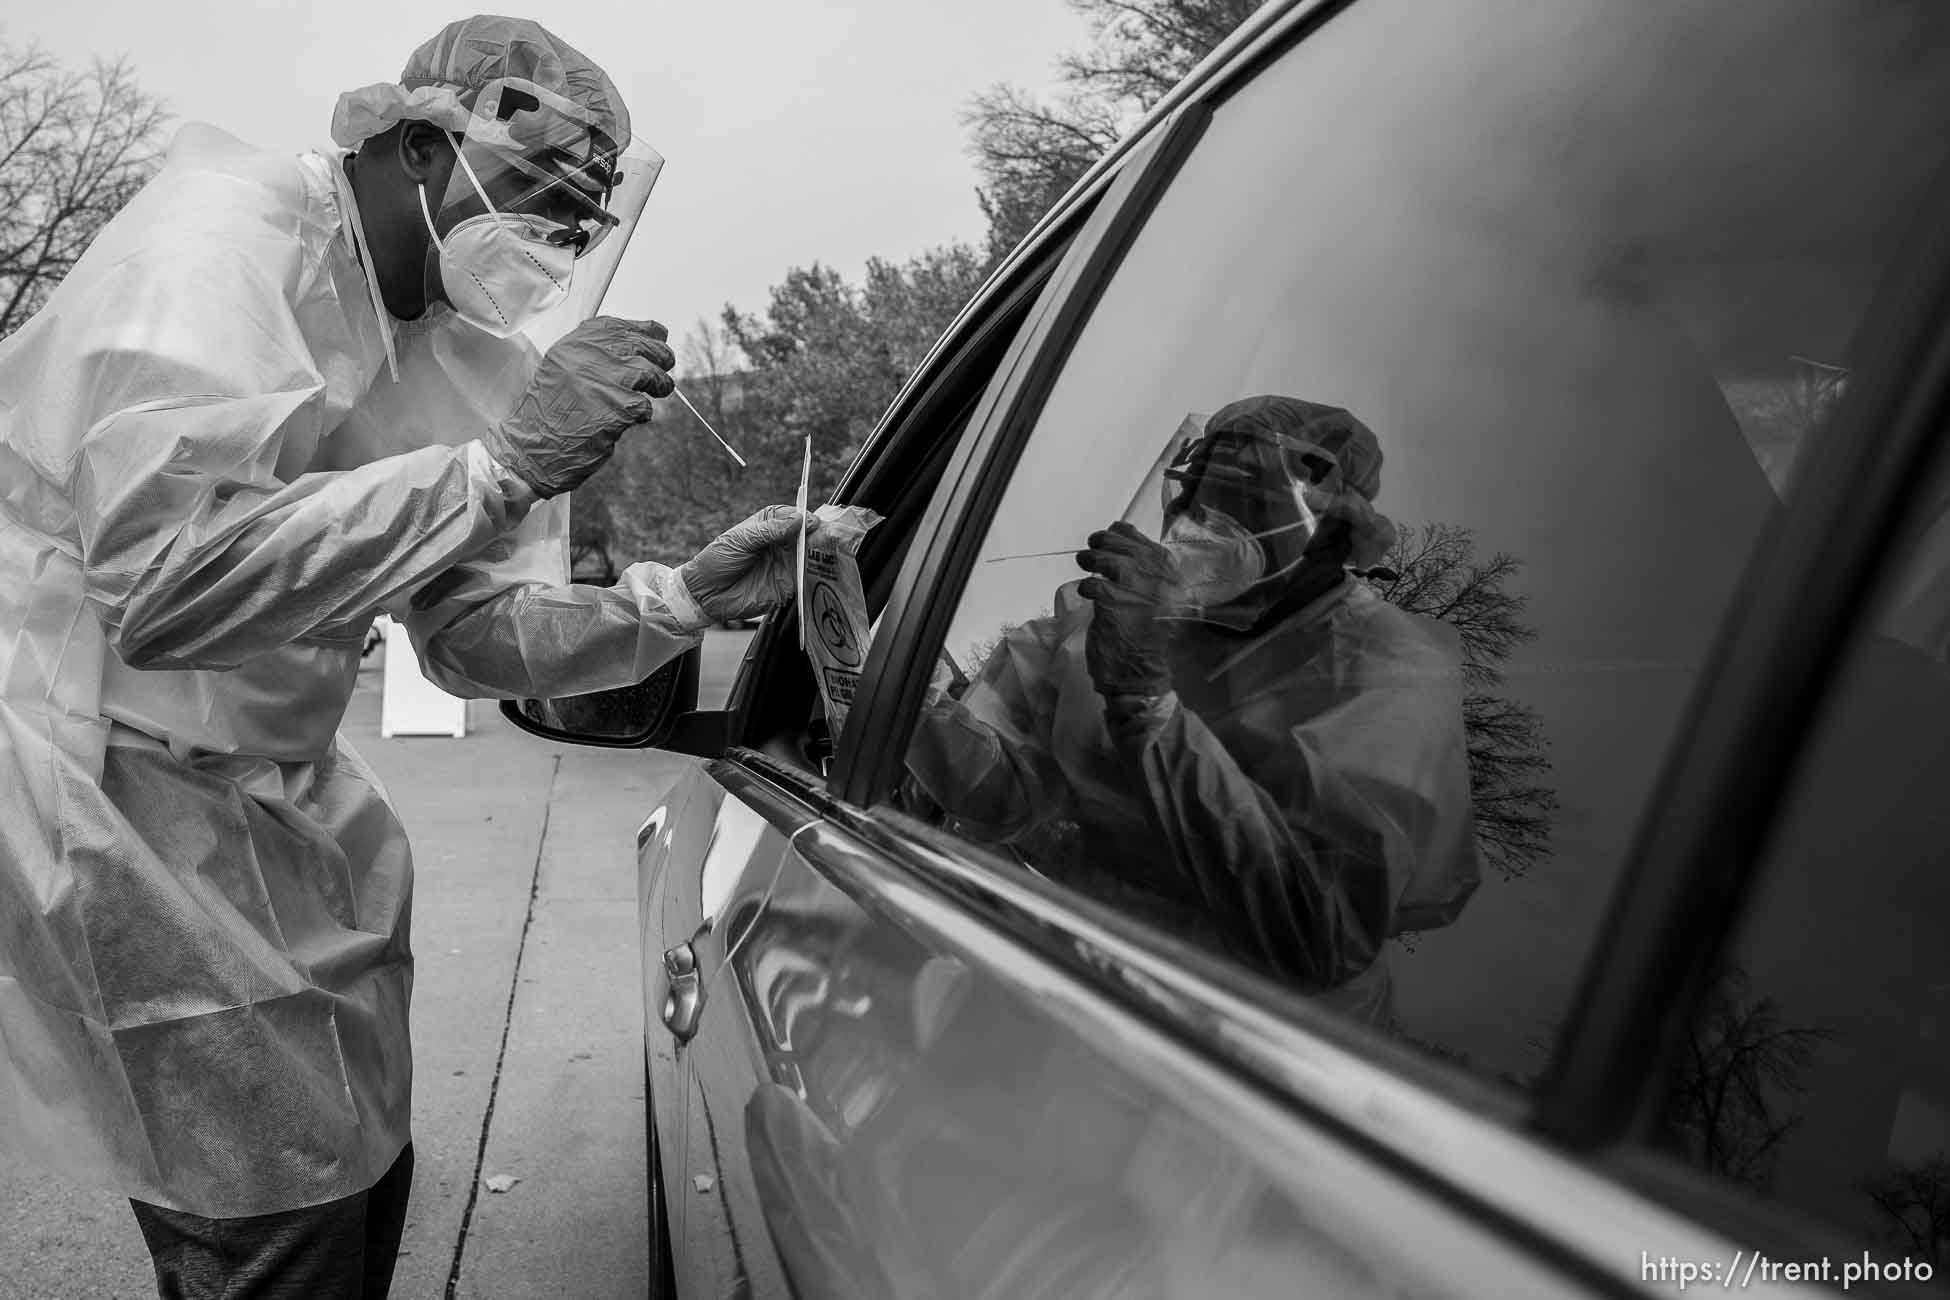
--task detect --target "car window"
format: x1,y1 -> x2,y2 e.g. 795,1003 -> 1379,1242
893,0 -> 1950,1084
735,259 -> 1067,774
1646,431 -> 1950,1283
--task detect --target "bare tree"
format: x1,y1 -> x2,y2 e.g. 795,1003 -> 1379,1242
961,84 -> 1122,260
0,39 -> 168,338
963,0 -> 1271,260
1058,0 -> 1271,108
1862,1158 -> 1950,1271
1373,522 -> 1558,878
1660,965 -> 1834,1191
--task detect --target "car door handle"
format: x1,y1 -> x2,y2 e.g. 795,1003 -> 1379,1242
661,941 -> 704,1044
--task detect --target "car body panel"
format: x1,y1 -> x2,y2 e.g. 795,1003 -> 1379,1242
641,756 -> 1814,1298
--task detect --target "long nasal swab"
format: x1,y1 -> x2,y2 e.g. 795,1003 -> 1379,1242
670,384 -> 746,467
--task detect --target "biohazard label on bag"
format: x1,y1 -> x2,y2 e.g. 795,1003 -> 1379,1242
802,503 -> 881,736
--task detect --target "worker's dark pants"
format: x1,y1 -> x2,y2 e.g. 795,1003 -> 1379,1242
129,1143 -> 414,1300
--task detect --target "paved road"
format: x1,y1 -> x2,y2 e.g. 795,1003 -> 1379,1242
1,631 -> 751,1299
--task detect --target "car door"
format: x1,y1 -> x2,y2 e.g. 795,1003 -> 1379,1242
640,0 -> 1950,1295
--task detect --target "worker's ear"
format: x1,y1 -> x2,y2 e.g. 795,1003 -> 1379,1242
397,122 -> 453,189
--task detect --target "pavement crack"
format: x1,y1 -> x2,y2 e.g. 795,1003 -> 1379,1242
445,752 -> 560,1300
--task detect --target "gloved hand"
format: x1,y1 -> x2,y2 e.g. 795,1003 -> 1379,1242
481,316 -> 676,498
679,505 -> 808,624
1077,520 -> 1179,698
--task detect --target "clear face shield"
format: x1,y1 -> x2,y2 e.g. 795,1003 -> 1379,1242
421,75 -> 662,349
1136,420 -> 1342,630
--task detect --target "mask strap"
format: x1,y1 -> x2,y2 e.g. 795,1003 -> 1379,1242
420,133 -> 502,258
418,184 -> 448,256
1250,484 -> 1326,586
447,134 -> 500,215
1252,515 -> 1318,541
1245,479 -> 1330,543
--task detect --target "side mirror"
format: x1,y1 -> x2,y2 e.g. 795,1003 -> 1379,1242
499,646 -> 728,756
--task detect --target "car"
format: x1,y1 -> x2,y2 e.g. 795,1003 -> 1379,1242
505,0 -> 1950,1295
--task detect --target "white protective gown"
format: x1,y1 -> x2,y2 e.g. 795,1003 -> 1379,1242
0,123 -> 704,1217
906,576 -> 1479,1023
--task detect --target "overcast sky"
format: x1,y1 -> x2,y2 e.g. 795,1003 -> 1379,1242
10,0 -> 1089,355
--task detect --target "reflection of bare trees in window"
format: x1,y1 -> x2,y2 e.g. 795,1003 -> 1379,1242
1722,357 -> 1851,497
1861,1158 -> 1950,1272
1661,964 -> 1834,1191
1372,523 -> 1557,879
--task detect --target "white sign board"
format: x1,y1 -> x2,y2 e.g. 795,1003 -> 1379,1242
379,616 -> 467,739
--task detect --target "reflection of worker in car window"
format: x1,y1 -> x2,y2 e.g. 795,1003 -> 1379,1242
906,396 -> 1479,1021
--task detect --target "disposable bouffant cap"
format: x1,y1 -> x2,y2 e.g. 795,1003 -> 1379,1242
1205,395 -> 1385,502
331,14 -> 629,152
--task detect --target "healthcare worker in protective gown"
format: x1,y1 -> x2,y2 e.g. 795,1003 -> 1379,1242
0,16 -> 803,1296
907,396 -> 1480,1022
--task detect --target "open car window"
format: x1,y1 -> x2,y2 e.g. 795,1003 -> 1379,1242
733,254 -> 1073,777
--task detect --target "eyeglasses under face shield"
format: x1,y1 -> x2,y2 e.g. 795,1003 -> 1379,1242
1162,426 -> 1344,539
439,76 -> 648,259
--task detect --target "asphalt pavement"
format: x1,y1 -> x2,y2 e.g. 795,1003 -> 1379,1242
0,631 -> 752,1299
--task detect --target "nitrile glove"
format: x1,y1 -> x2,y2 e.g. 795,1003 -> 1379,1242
678,505 -> 809,623
480,316 -> 675,498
